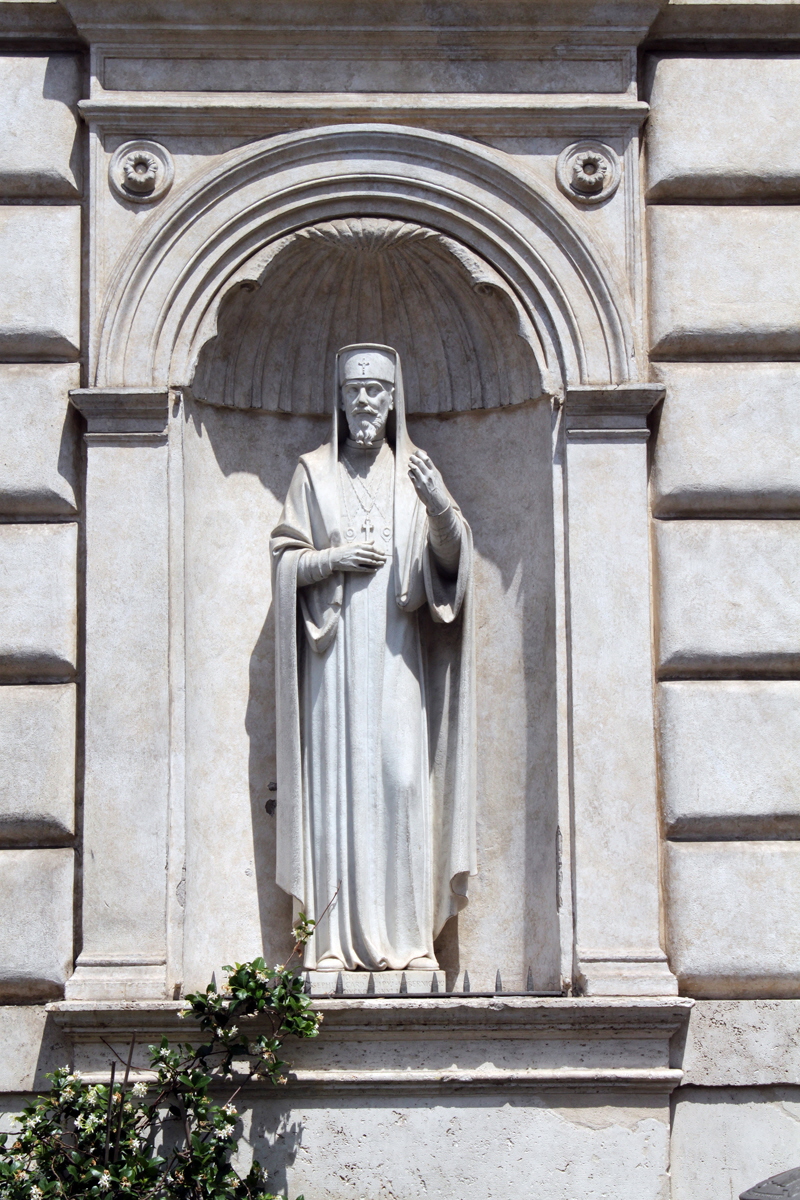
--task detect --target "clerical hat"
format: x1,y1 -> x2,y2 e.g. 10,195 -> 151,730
338,344 -> 396,385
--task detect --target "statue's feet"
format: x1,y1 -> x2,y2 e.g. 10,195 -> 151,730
407,956 -> 439,970
315,956 -> 345,972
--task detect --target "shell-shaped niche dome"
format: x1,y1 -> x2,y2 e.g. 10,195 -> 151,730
190,218 -> 547,416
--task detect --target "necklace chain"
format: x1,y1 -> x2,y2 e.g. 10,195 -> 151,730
339,448 -> 393,533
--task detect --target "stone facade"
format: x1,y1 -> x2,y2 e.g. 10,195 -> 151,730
1,1 -> 800,1196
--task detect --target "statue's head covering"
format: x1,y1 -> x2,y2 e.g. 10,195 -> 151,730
338,346 -> 396,386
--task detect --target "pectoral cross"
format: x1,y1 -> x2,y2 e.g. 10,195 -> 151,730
362,517 -> 374,541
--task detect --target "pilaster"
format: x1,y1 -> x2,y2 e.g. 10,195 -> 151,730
564,384 -> 677,996
66,388 -> 173,1000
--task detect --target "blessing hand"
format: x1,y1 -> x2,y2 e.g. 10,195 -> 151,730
330,541 -> 387,573
408,450 -> 450,515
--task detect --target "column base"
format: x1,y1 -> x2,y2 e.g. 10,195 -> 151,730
65,955 -> 168,1001
576,955 -> 678,997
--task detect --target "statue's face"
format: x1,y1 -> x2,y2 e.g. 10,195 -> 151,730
340,377 -> 394,446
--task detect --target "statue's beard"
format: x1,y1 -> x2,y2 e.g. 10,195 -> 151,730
349,414 -> 385,446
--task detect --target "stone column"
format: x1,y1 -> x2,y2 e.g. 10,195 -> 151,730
66,389 -> 173,1000
564,384 -> 678,996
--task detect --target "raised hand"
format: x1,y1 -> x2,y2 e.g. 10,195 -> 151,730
330,541 -> 387,573
408,450 -> 450,515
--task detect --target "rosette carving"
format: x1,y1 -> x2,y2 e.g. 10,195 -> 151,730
556,141 -> 620,205
109,140 -> 174,204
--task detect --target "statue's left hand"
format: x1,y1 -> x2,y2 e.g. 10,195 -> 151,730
409,450 -> 450,515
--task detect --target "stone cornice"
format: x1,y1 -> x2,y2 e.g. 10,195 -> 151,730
78,93 -> 651,138
62,1 -> 664,48
49,996 -> 692,1094
564,382 -> 665,442
50,994 -> 693,1033
70,387 -> 170,443
0,1 -> 79,41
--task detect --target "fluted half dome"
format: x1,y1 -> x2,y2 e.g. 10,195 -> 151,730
190,218 -> 546,416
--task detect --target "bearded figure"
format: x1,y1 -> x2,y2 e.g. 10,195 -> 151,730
271,344 -> 476,973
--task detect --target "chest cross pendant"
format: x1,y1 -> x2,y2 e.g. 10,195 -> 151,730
362,517 -> 375,541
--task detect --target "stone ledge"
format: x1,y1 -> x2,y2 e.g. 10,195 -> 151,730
49,995 -> 694,1031
70,387 -> 170,441
48,997 -> 693,1094
77,93 -> 651,137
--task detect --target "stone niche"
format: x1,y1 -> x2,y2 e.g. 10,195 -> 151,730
70,118 -> 670,1006
181,217 -> 560,994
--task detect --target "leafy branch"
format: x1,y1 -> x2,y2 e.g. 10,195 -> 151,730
0,915 -> 321,1200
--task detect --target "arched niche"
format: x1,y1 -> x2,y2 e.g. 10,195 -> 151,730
93,123 -> 638,393
190,218 -> 546,415
99,125 -> 637,992
180,221 -> 561,996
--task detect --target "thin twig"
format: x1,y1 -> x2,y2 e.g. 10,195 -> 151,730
284,881 -> 341,968
112,1032 -> 136,1162
103,1060 -> 116,1166
100,1037 -> 131,1071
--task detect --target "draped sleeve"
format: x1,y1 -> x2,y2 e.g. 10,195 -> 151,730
270,455 -> 343,903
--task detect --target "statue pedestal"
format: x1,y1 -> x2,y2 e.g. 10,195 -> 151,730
305,969 -> 446,997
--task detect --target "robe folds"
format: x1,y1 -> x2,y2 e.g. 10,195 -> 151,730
271,426 -> 477,971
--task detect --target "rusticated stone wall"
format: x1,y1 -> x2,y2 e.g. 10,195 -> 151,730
1,4 -> 800,1199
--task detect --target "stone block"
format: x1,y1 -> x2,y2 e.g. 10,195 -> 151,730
0,206 -> 80,361
671,1086 -> 800,1200
680,1001 -> 800,1086
666,842 -> 800,996
0,848 -> 73,1000
0,523 -> 77,680
651,363 -> 800,515
0,684 -> 75,844
645,55 -> 800,199
0,1006 -> 70,1091
0,364 -> 79,514
241,1093 -> 670,1200
655,520 -> 800,676
649,207 -> 800,357
658,681 -> 800,837
0,55 -> 81,198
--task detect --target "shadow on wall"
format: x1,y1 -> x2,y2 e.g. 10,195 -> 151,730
42,55 -> 83,196
179,218 -> 561,992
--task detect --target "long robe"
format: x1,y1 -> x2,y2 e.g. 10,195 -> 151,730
271,418 -> 476,971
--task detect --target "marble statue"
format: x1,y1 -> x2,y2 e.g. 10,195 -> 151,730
271,344 -> 477,972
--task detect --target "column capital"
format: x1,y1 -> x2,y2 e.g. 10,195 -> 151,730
564,383 -> 665,443
70,387 -> 170,443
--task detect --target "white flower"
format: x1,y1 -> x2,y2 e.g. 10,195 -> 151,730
219,1123 -> 235,1139
61,1087 -> 74,1100
131,1082 -> 148,1097
98,1170 -> 112,1190
158,1047 -> 170,1060
74,1115 -> 84,1129
227,1026 -> 238,1037
222,1103 -> 236,1117
30,1187 -> 43,1200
